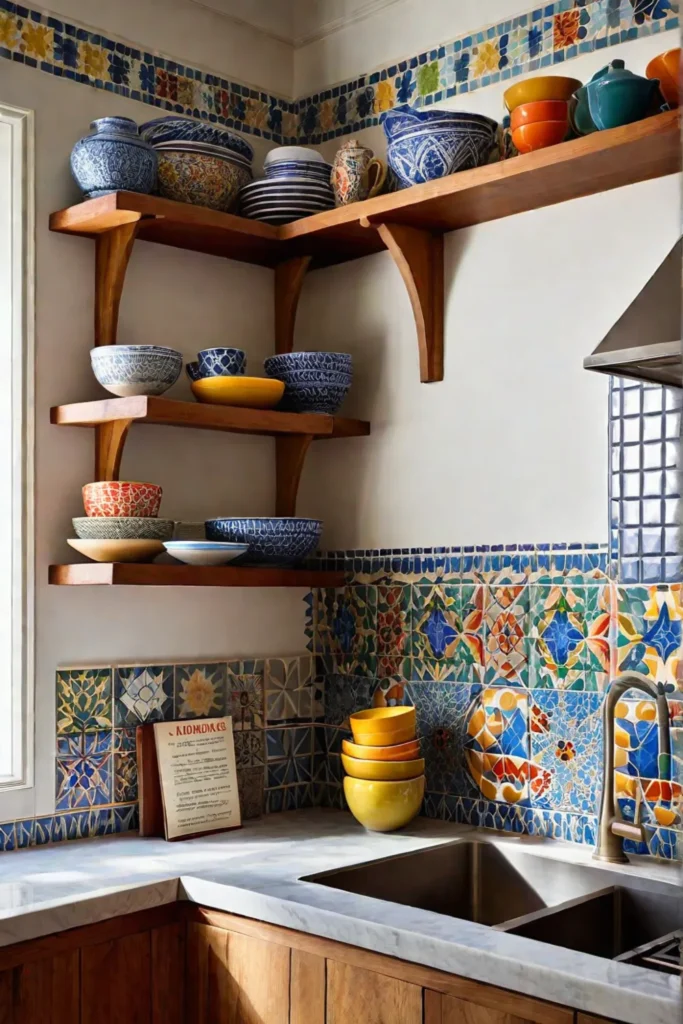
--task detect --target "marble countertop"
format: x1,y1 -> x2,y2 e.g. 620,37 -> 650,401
0,810 -> 680,1024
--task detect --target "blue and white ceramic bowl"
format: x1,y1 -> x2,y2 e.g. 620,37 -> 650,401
264,146 -> 326,166
139,116 -> 254,163
264,352 -> 352,376
283,382 -> 350,415
90,345 -> 182,397
382,105 -> 498,188
186,361 -> 202,382
197,347 -> 247,377
273,368 -> 352,386
71,117 -> 158,200
205,517 -> 322,565
265,161 -> 332,181
164,540 -> 249,566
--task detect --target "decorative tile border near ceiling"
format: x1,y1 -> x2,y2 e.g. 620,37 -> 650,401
0,1 -> 677,146
610,377 -> 682,584
304,542 -> 683,860
0,654 -> 323,851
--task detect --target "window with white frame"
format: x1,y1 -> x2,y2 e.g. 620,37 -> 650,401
0,102 -> 34,800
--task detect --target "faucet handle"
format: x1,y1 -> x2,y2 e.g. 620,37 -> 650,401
611,784 -> 648,843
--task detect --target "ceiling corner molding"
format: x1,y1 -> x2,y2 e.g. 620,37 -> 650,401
188,0 -> 295,48
294,0 -> 408,48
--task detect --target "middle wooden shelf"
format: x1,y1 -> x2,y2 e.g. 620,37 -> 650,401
51,395 -> 371,516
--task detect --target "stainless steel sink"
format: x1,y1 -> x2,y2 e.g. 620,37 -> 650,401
304,839 -> 683,971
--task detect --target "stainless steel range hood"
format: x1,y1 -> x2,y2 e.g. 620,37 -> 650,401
584,238 -> 681,388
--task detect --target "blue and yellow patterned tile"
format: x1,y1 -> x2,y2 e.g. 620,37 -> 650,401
230,674 -> 264,731
113,751 -> 138,804
614,696 -> 660,779
113,803 -> 139,834
114,665 -> 173,726
324,673 -> 375,727
234,729 -> 265,768
372,675 -> 407,708
0,823 -> 16,852
175,663 -> 227,719
113,727 -> 137,752
466,686 -> 529,760
34,817 -> 54,846
529,690 -> 603,813
616,584 -> 682,687
410,584 -> 461,664
15,819 -> 34,848
56,668 -> 112,734
405,681 -> 480,797
55,750 -> 112,810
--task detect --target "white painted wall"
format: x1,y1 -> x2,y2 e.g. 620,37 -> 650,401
296,33 -> 682,550
294,0 -> 531,94
0,62 -> 307,819
51,0 -> 294,96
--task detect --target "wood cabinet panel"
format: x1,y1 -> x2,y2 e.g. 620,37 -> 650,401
576,1016 -> 620,1024
186,921 -> 290,1024
151,922 -> 185,1024
0,951 -> 80,1024
82,930 -> 151,1024
290,949 -> 325,1024
326,959 -> 423,1024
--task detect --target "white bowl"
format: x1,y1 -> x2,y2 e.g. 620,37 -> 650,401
264,146 -> 326,166
163,541 -> 249,566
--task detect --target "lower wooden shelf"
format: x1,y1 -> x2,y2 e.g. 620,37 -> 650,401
49,562 -> 345,587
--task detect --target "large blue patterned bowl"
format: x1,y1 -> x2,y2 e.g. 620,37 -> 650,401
382,105 -> 498,188
282,381 -> 350,414
90,345 -> 182,397
205,517 -> 323,565
264,352 -> 352,376
139,116 -> 254,163
273,369 -> 352,386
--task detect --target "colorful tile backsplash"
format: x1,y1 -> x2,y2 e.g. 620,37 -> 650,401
0,1 -> 678,146
306,547 -> 683,860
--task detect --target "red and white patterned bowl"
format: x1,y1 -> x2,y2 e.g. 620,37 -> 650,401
82,481 -> 162,518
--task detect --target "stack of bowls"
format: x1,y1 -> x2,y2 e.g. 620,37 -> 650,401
503,76 -> 581,152
264,351 -> 352,414
139,116 -> 253,212
186,347 -> 285,410
69,481 -> 169,563
240,146 -> 334,224
382,105 -> 499,188
90,345 -> 182,397
342,707 -> 425,832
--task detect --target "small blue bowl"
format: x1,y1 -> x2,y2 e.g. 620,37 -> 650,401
205,517 -> 322,566
197,347 -> 246,377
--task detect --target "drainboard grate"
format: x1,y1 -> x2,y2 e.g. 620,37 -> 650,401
618,931 -> 682,974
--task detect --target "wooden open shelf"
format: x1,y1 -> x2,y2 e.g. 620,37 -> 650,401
49,563 -> 345,587
51,396 -> 370,516
50,109 -> 681,383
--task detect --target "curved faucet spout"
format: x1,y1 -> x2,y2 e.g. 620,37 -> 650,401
593,672 -> 671,864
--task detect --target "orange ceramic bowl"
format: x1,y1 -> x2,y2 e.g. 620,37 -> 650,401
83,481 -> 163,518
510,99 -> 568,131
342,738 -> 421,762
646,48 -> 681,107
512,120 -> 568,154
349,706 -> 416,746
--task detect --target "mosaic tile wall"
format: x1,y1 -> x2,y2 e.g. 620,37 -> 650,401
0,655 -> 323,851
305,544 -> 683,860
0,0 -> 677,145
610,378 -> 682,583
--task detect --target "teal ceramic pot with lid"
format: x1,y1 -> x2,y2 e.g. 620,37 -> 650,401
570,60 -> 662,134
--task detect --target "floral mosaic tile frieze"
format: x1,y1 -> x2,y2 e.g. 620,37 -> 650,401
0,1 -> 677,148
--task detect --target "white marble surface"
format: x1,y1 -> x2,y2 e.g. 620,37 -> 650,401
0,810 -> 680,1024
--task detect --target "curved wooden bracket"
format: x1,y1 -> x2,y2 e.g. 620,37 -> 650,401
275,434 -> 314,517
371,221 -> 444,383
95,419 -> 134,480
274,256 -> 312,354
95,219 -> 143,347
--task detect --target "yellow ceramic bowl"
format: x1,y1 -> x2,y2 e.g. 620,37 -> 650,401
67,538 -> 164,563
504,75 -> 582,113
349,706 -> 416,747
191,376 -> 285,409
343,775 -> 425,832
342,753 -> 425,781
342,738 -> 421,761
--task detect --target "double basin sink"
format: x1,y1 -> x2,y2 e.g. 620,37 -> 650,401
305,840 -> 682,970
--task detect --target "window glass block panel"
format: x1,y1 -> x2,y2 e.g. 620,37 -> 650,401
609,378 -> 681,584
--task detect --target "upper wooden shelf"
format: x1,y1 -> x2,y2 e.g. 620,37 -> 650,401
50,395 -> 370,440
50,109 -> 681,271
48,563 -> 345,587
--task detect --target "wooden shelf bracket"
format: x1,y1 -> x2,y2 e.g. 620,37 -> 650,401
95,218 -> 143,347
274,255 -> 312,354
95,418 -> 135,480
275,434 -> 314,516
364,220 -> 444,383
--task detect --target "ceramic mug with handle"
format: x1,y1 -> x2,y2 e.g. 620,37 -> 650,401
331,138 -> 387,205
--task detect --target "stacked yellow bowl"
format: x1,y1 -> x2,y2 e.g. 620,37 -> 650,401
342,707 -> 425,832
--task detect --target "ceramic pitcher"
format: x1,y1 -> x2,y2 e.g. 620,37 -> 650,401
331,138 -> 387,205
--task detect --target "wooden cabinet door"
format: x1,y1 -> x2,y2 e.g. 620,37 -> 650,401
186,921 -> 290,1024
576,1016 -> 620,1024
326,959 -> 423,1024
0,952 -> 79,1024
425,989 -> 572,1024
82,929 -> 152,1024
